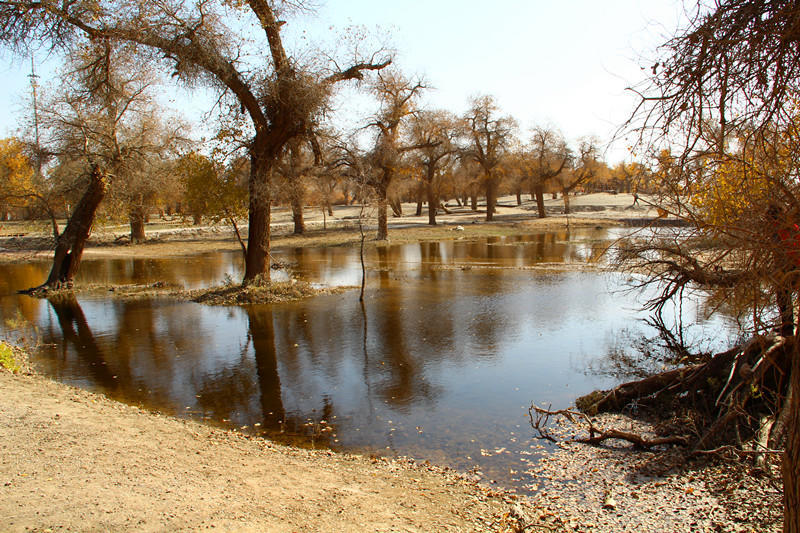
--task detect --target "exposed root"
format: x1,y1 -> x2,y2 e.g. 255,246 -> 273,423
568,335 -> 793,455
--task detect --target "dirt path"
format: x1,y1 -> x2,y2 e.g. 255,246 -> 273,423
0,367 -> 534,532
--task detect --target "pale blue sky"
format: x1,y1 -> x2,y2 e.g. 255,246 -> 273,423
0,0 -> 686,163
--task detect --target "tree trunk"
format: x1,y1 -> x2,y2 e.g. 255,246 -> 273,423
562,190 -> 571,215
470,191 -> 478,211
516,190 -> 522,206
290,193 -> 305,235
389,197 -> 402,217
377,190 -> 389,241
485,175 -> 497,222
42,165 -> 108,288
778,288 -> 795,337
326,201 -> 333,217
427,181 -> 438,226
784,341 -> 800,532
534,183 -> 547,218
129,208 -> 146,244
192,213 -> 202,225
244,149 -> 272,283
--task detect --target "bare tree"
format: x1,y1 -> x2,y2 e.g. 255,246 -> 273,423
408,110 -> 459,225
558,138 -> 601,214
462,95 -> 516,221
526,126 -> 569,218
26,40 -> 165,289
365,69 -> 426,240
0,0 -> 390,283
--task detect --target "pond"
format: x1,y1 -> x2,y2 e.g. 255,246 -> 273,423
0,228 -> 736,493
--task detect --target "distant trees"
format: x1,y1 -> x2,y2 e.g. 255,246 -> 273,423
526,126 -> 569,218
558,138 -> 601,214
408,110 -> 459,225
365,70 -> 426,240
0,137 -> 37,221
462,95 -> 516,222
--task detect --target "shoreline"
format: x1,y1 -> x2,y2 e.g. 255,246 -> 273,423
0,343 -> 782,532
0,192 -> 649,264
1,352 -> 541,532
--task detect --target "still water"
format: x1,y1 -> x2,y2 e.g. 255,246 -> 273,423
0,229 -> 734,492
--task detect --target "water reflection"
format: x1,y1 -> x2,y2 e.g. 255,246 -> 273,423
0,228 -> 734,492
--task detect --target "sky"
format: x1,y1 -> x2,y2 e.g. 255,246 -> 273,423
0,0 -> 688,164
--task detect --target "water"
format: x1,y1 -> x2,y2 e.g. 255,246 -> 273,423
0,228 -> 735,492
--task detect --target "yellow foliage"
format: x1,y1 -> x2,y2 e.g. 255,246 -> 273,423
0,138 -> 36,202
689,157 -> 772,228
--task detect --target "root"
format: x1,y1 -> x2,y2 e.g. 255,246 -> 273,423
567,334 -> 792,454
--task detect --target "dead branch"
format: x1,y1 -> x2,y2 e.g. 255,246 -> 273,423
529,404 -> 689,449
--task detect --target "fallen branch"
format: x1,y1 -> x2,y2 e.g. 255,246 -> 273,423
529,404 -> 689,449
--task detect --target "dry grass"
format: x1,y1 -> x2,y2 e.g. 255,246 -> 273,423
186,279 -> 355,305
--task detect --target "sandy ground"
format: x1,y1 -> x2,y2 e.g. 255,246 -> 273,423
1,363 -> 543,532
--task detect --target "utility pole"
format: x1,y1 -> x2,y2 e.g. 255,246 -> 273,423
29,55 -> 42,177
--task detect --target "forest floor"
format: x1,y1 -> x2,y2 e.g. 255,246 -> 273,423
0,192 -> 783,531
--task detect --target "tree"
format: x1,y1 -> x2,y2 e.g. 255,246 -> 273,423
178,151 -> 249,254
558,138 -> 601,214
365,69 -> 426,240
0,0 -> 389,283
273,137 -> 318,235
462,95 -> 516,221
526,126 -> 569,218
619,2 -> 800,528
180,151 -> 216,225
27,39 -> 159,289
0,137 -> 37,220
408,110 -> 459,225
107,109 -> 187,243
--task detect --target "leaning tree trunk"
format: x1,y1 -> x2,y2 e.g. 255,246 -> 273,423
784,341 -> 800,532
129,206 -> 146,244
41,165 -> 108,289
243,147 -> 272,284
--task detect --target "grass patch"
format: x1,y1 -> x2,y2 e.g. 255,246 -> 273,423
0,342 -> 21,373
188,279 -> 355,306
